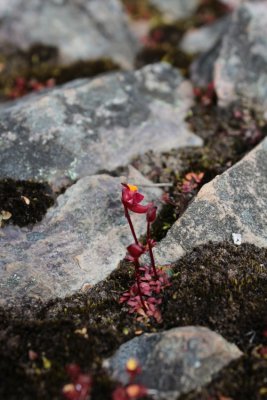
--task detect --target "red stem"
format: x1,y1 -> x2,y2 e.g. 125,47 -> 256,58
124,206 -> 138,245
134,260 -> 147,312
147,222 -> 158,279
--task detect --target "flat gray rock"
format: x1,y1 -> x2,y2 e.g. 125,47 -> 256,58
155,137 -> 267,265
0,0 -> 138,69
0,168 -> 162,307
181,17 -> 230,55
106,326 -> 242,400
215,2 -> 267,115
149,0 -> 201,21
0,63 -> 202,191
220,0 -> 262,9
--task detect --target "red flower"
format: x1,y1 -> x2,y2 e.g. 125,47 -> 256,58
112,386 -> 129,400
121,184 -> 152,214
126,358 -> 141,379
126,384 -> 147,399
127,243 -> 145,260
62,364 -> 92,400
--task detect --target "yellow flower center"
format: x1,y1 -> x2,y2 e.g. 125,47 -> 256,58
128,184 -> 138,192
126,357 -> 138,371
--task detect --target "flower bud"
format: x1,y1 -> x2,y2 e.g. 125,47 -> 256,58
127,244 -> 145,259
146,205 -> 157,223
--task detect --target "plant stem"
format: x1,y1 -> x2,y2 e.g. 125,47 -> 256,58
134,260 -> 147,312
147,222 -> 158,279
124,206 -> 138,245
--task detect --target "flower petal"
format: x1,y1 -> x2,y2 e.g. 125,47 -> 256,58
127,202 -> 152,214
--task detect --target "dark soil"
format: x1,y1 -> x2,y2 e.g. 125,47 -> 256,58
0,179 -> 55,227
0,243 -> 266,399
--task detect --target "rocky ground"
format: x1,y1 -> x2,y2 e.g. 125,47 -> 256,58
0,1 -> 266,399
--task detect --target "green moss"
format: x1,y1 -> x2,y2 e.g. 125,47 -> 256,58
135,45 -> 193,77
0,44 -> 119,100
0,243 -> 266,399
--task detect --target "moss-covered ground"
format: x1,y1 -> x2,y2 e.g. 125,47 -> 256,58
0,44 -> 119,101
0,243 -> 266,399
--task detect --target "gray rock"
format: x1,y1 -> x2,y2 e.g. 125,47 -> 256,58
0,0 -> 138,69
191,40 -> 222,87
155,137 -> 267,265
0,63 -> 202,191
220,0 -> 242,8
0,167 -> 162,306
149,0 -> 201,22
215,2 -> 267,115
181,17 -> 230,55
220,0 -> 263,9
188,17 -> 231,88
106,326 -> 242,400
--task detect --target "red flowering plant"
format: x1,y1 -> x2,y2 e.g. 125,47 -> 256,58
120,184 -> 171,323
193,82 -> 216,107
112,358 -> 147,400
8,76 -> 55,99
62,364 -> 92,400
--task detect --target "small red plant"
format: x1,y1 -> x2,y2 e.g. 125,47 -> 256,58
193,82 -> 216,106
112,359 -> 147,400
253,345 -> 267,359
120,184 -> 171,322
62,364 -> 92,400
8,77 -> 55,99
181,172 -> 204,193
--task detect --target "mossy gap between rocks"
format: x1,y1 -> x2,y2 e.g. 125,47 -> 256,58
121,0 -> 161,20
0,44 -> 120,100
132,101 -> 267,242
122,0 -> 230,25
132,0 -> 231,75
0,0 -> 231,99
0,243 -> 266,399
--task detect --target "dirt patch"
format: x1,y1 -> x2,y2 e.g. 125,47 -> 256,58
0,179 -> 55,227
0,243 -> 266,399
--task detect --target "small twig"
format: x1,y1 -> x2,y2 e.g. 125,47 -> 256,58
132,183 -> 173,188
147,222 -> 158,279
